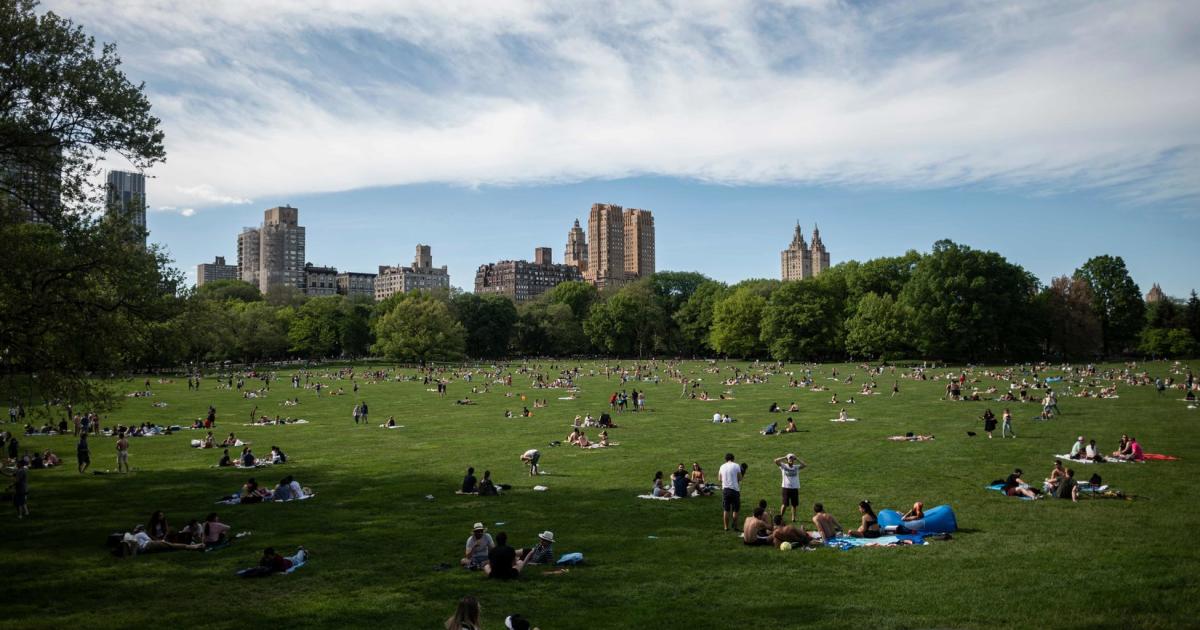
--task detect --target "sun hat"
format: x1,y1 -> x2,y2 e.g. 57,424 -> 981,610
472,522 -> 485,531
786,453 -> 796,460
538,530 -> 555,543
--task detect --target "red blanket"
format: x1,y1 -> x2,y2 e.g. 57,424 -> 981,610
1143,453 -> 1179,461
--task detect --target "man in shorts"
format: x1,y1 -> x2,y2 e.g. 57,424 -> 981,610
116,431 -> 130,473
521,448 -> 541,476
718,453 -> 743,531
774,453 -> 806,522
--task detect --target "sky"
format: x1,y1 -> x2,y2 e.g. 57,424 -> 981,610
45,0 -> 1200,296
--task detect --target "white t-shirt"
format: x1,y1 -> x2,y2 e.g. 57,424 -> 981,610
132,531 -> 152,550
718,461 -> 741,491
712,412 -> 721,422
523,449 -> 539,459
779,462 -> 800,489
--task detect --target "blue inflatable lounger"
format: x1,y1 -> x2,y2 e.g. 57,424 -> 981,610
878,504 -> 957,534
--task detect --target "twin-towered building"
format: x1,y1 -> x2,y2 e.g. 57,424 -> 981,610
781,223 -> 831,281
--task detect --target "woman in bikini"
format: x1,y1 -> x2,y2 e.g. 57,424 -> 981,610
848,500 -> 880,538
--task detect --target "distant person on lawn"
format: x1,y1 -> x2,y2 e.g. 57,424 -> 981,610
521,449 -> 541,476
461,522 -> 494,570
719,453 -> 743,531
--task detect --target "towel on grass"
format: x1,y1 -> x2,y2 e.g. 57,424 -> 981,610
637,494 -> 680,500
824,534 -> 926,550
829,418 -> 858,423
1053,454 -> 1130,464
1143,453 -> 1179,461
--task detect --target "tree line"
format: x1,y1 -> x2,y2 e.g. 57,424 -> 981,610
160,241 -> 1197,367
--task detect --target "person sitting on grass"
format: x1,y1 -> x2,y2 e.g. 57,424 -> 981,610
574,431 -> 591,448
742,506 -> 773,546
237,546 -> 308,577
1002,468 -> 1040,499
204,512 -> 231,547
1111,435 -> 1130,458
1053,468 -> 1080,502
272,475 -> 301,501
446,595 -> 482,630
461,467 -> 478,494
1084,439 -> 1104,463
221,432 -> 238,447
123,524 -> 204,556
516,531 -> 555,566
477,470 -> 500,496
811,503 -> 843,541
768,402 -> 781,413
147,511 -> 170,541
652,470 -> 673,498
240,478 -> 270,504
672,464 -> 690,498
385,417 -> 397,427
1069,436 -> 1086,460
770,514 -> 811,548
485,531 -> 521,579
1117,436 -> 1144,461
240,446 -> 257,468
461,522 -> 494,570
782,418 -> 798,433
787,402 -> 800,412
202,432 -> 216,449
847,500 -> 881,538
218,449 -> 233,467
1046,460 -> 1068,492
837,408 -> 851,422
689,463 -> 712,496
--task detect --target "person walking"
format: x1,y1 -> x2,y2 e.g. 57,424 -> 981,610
1001,408 -> 1016,438
352,403 -> 361,425
77,432 -> 91,474
774,453 -> 807,522
11,458 -> 29,519
719,453 -> 743,531
359,401 -> 368,425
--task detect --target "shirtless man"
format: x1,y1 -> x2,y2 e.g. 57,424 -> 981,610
116,432 -> 130,473
742,506 -> 772,546
810,503 -> 843,541
769,514 -> 810,548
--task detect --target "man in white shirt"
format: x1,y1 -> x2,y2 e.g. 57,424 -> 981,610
712,412 -> 721,423
774,453 -> 807,522
718,453 -> 743,531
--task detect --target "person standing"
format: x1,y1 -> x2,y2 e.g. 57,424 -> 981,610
359,401 -> 368,425
77,432 -> 91,474
116,431 -> 130,473
891,381 -> 900,397
11,458 -> 29,518
352,403 -> 361,425
718,453 -> 743,531
774,453 -> 807,522
1001,408 -> 1015,438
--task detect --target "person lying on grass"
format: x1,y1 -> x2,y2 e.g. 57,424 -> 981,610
237,546 -> 308,577
810,503 -> 843,541
848,500 -> 881,538
770,514 -> 812,548
122,524 -> 204,556
901,502 -> 924,522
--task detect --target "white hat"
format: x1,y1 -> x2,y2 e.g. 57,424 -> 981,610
786,453 -> 797,460
1077,436 -> 1084,441
472,522 -> 485,531
538,530 -> 555,543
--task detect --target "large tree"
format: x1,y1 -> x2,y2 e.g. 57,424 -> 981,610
0,0 -> 173,413
1040,276 -> 1102,360
899,240 -> 1040,362
583,283 -> 666,357
371,293 -> 466,363
1075,255 -> 1145,356
844,292 -> 911,360
451,293 -> 518,358
760,279 -> 844,361
709,286 -> 769,358
673,280 -> 727,356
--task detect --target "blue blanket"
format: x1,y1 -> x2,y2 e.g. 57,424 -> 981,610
987,483 -> 1035,500
824,534 -> 925,550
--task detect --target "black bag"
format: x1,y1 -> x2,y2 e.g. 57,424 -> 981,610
1089,473 -> 1102,486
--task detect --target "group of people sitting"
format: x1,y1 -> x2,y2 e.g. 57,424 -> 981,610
651,463 -> 714,498
217,445 -> 287,468
459,467 -> 504,496
563,427 -> 610,448
226,475 -> 311,503
459,523 -> 558,580
117,510 -> 233,556
760,417 -> 799,435
741,500 -> 901,547
711,412 -> 737,423
1066,434 -> 1143,462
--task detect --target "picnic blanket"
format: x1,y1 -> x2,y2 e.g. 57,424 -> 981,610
1143,453 -> 1179,461
378,424 -> 404,429
637,494 -> 680,500
829,418 -> 858,423
824,534 -> 926,550
216,493 -> 316,506
1054,454 -> 1129,464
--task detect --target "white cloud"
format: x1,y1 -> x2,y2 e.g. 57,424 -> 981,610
47,0 -> 1200,210
179,208 -> 196,217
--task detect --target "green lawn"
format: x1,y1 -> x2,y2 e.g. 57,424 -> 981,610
3,361 -> 1198,629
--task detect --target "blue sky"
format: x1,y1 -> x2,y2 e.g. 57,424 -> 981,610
46,0 -> 1200,296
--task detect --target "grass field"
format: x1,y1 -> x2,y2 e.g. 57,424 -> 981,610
3,361 -> 1198,629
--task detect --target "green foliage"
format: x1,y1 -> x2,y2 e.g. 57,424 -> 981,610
899,240 -> 1040,362
583,283 -> 666,357
844,292 -> 910,359
1039,276 -> 1102,360
710,287 -> 769,357
544,281 -> 598,321
289,297 -> 346,359
371,293 -> 466,362
761,279 -> 845,361
1075,255 -> 1146,355
451,293 -> 518,358
195,279 -> 262,303
673,281 -> 727,356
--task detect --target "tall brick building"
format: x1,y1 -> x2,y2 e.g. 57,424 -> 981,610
579,203 -> 655,289
781,222 -> 831,281
564,218 -> 588,273
375,244 -> 450,300
475,247 -> 584,302
237,206 -> 306,293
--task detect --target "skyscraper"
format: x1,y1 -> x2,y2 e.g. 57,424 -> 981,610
235,206 -> 306,293
564,218 -> 588,273
586,203 -> 627,289
105,170 -> 146,244
623,208 -> 655,280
